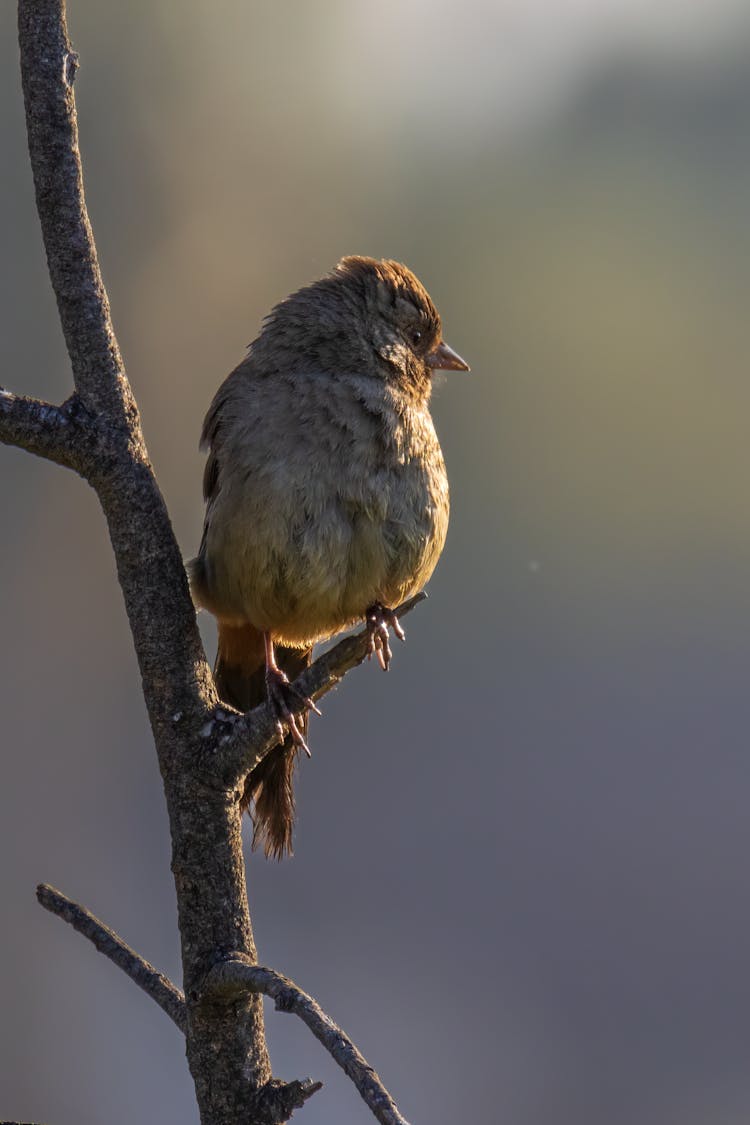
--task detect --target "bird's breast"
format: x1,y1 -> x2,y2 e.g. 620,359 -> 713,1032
199,373 -> 449,646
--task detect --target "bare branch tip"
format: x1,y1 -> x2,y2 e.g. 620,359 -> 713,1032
248,1076 -> 323,1122
398,590 -> 428,613
300,1079 -> 324,1099
36,882 -> 58,908
35,882 -> 186,1034
64,50 -> 79,86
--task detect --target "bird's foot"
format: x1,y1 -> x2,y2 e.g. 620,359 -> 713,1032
365,602 -> 406,671
265,666 -> 320,757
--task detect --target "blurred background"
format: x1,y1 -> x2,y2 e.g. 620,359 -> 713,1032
3,1 -> 750,1122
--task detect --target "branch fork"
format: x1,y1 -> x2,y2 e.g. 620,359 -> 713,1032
37,885 -> 411,1125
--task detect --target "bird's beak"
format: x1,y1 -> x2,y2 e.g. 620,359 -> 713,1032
427,340 -> 470,372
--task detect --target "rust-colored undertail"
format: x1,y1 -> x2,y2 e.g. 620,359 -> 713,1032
214,621 -> 312,859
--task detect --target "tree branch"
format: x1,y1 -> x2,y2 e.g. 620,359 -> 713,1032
206,593 -> 427,789
18,0 -> 133,424
15,5 -> 276,1117
0,387 -> 99,474
13,2 -> 421,1120
204,957 -> 412,1125
37,883 -> 187,1033
16,0 -> 213,721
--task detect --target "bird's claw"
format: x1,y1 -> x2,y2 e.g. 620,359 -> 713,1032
365,603 -> 406,671
265,666 -> 320,757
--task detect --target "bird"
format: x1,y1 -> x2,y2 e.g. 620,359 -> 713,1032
188,255 -> 468,858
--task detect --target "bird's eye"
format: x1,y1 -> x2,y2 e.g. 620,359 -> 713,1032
410,329 -> 422,346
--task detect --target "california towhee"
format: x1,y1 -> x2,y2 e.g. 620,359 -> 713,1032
189,256 -> 468,857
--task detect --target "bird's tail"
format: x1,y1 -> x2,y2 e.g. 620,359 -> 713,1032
214,621 -> 312,860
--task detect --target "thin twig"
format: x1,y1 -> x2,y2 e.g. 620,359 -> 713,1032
37,884 -> 187,1033
205,957 -> 412,1125
296,592 -> 427,707
209,593 -> 427,787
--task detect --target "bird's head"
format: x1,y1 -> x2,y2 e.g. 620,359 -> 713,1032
256,255 -> 469,399
335,255 -> 469,396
